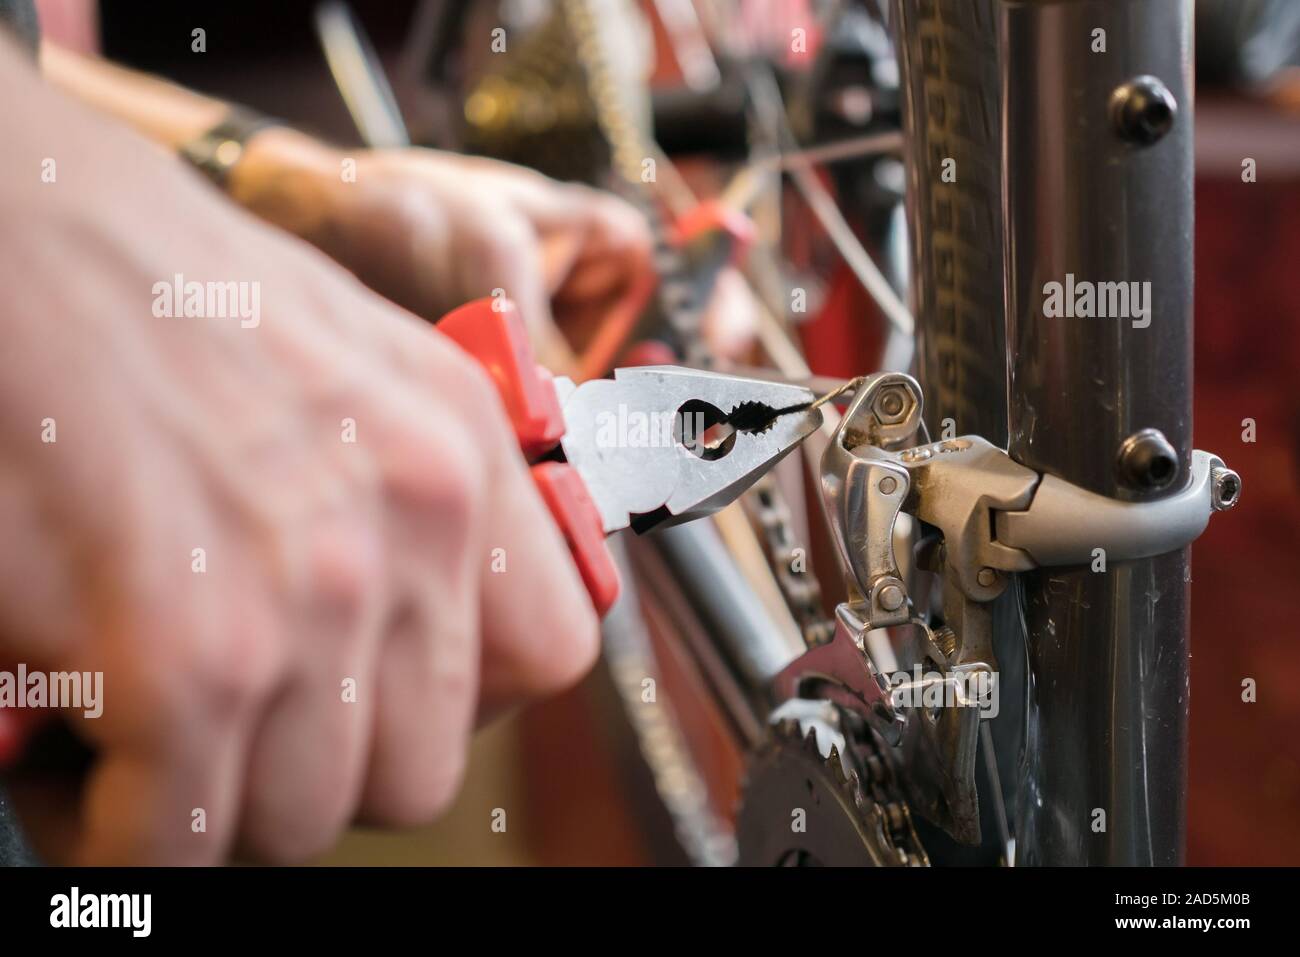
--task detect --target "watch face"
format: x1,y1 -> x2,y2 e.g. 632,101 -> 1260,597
182,115 -> 275,185
213,138 -> 245,170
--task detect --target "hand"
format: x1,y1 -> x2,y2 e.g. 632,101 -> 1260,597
228,132 -> 754,373
0,48 -> 598,864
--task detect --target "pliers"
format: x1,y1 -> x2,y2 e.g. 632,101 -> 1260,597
437,296 -> 824,615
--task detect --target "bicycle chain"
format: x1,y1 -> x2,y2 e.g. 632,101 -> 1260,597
748,474 -> 837,648
853,723 -> 929,864
562,0 -> 918,864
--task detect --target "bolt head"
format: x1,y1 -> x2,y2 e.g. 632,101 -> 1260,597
1111,75 -> 1177,146
976,567 -> 997,588
871,384 -> 914,426
1211,467 -> 1241,511
878,583 -> 906,612
1118,428 -> 1179,491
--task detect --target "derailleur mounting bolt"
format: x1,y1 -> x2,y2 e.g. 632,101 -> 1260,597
1210,466 -> 1241,511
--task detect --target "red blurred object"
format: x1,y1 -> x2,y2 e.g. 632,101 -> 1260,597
438,298 -> 566,458
620,339 -> 679,368
671,198 -> 757,259
532,462 -> 621,617
438,297 -> 620,616
575,267 -> 658,382
577,199 -> 754,381
0,701 -> 45,767
1186,101 -> 1300,864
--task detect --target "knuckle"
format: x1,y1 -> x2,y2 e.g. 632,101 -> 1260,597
418,335 -> 512,441
379,187 -> 446,243
383,418 -> 486,538
475,211 -> 530,260
187,613 -> 283,717
303,518 -> 384,625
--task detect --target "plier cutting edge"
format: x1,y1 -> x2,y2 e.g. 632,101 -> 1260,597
438,297 -> 824,616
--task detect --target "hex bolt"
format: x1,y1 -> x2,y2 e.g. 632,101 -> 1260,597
872,385 -> 912,425
878,583 -> 906,612
1117,428 -> 1179,491
1211,466 -> 1242,511
1111,75 -> 1177,146
976,567 -> 998,588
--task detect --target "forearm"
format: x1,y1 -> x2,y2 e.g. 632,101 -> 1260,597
39,40 -> 227,151
38,41 -> 338,238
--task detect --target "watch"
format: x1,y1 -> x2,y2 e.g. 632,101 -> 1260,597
178,108 -> 282,189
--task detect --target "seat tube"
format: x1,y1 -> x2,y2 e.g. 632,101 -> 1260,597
999,0 -> 1196,865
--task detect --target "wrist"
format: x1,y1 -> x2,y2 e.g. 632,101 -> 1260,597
225,126 -> 346,243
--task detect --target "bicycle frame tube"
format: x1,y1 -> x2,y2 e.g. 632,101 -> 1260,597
999,0 -> 1195,864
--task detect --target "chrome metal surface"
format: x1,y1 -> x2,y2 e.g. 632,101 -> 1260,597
771,603 -> 905,744
1000,0 -> 1196,866
998,450 -> 1230,567
821,372 -> 925,627
1210,466 -> 1242,511
902,436 -> 1040,598
655,519 -> 807,697
556,367 -> 823,533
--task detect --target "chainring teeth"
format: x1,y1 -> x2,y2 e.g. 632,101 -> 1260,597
735,718 -> 929,867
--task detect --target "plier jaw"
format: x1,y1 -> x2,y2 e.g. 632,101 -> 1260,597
438,297 -> 822,615
558,366 -> 822,533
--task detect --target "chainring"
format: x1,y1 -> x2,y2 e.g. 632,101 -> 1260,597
735,715 -> 929,866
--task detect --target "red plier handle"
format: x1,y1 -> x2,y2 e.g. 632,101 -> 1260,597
0,299 -> 623,771
437,298 -> 621,617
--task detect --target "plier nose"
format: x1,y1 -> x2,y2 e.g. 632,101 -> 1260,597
437,297 -> 822,616
557,366 -> 822,533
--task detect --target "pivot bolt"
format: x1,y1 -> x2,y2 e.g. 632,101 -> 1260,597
976,567 -> 998,588
878,583 -> 906,612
